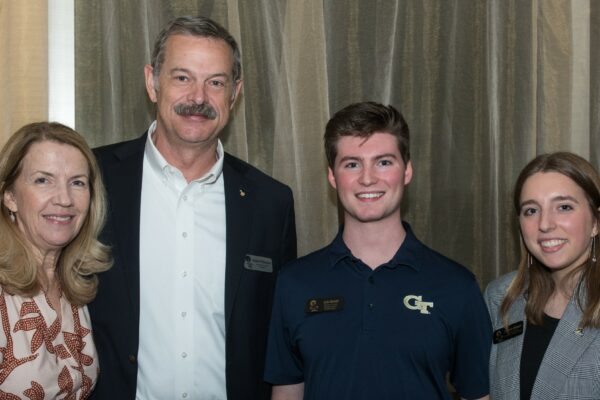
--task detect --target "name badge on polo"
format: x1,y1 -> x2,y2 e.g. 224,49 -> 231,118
305,297 -> 344,314
243,255 -> 273,273
493,321 -> 524,344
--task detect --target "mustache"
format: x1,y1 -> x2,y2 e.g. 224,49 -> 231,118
174,103 -> 217,119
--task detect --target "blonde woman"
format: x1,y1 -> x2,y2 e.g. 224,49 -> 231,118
0,122 -> 111,398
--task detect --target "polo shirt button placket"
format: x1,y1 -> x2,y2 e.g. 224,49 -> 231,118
363,272 -> 376,333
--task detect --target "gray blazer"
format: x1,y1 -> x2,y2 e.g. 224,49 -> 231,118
484,271 -> 600,400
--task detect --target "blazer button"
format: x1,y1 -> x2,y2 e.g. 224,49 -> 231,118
128,354 -> 137,364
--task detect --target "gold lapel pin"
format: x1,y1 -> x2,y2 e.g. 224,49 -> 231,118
575,328 -> 584,336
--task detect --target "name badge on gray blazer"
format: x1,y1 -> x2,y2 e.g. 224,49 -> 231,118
493,321 -> 524,344
244,255 -> 273,273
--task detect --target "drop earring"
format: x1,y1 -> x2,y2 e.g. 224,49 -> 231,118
592,235 -> 597,263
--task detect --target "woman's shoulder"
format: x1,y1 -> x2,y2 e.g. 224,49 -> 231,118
484,270 -> 518,308
486,270 -> 518,295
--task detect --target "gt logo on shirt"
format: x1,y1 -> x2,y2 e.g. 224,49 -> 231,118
403,295 -> 434,314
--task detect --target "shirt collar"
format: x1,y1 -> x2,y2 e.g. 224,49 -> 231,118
328,221 -> 423,272
144,120 -> 225,184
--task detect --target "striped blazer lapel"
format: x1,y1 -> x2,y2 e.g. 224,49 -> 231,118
531,298 -> 600,399
493,295 -> 527,400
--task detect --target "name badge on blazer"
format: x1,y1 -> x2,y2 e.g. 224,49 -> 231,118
243,255 -> 273,273
493,321 -> 524,344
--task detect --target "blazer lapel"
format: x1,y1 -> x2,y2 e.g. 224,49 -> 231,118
531,297 -> 600,399
495,295 -> 528,400
223,155 -> 254,330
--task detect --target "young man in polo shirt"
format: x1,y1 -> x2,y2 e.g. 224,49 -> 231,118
264,102 -> 491,400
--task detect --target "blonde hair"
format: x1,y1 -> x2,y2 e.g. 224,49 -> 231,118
501,152 -> 600,329
0,122 -> 112,305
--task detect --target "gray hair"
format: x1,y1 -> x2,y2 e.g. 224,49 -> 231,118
151,15 -> 242,83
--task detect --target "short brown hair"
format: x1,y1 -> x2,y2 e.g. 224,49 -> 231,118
324,102 -> 410,167
0,122 -> 112,306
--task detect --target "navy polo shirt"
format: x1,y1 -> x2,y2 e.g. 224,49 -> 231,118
264,223 -> 492,400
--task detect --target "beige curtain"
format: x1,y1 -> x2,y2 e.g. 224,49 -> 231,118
75,0 -> 600,288
0,1 -> 48,145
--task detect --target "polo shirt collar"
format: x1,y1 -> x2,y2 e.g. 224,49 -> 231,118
328,221 -> 424,272
144,120 -> 224,184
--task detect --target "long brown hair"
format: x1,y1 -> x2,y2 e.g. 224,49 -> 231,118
501,152 -> 600,328
0,122 -> 112,305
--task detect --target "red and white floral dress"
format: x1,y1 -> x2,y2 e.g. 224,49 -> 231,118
0,287 -> 98,399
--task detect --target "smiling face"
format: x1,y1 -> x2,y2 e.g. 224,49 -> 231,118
328,132 -> 413,227
145,34 -> 242,154
519,171 -> 598,278
2,141 -> 91,261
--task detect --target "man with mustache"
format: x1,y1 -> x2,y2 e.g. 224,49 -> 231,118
89,16 -> 297,400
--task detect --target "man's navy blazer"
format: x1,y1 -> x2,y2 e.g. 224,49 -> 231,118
89,133 -> 297,399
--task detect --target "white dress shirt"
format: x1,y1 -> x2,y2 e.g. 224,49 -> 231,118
136,122 -> 227,400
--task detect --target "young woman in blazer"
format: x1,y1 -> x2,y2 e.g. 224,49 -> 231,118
485,152 -> 600,400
